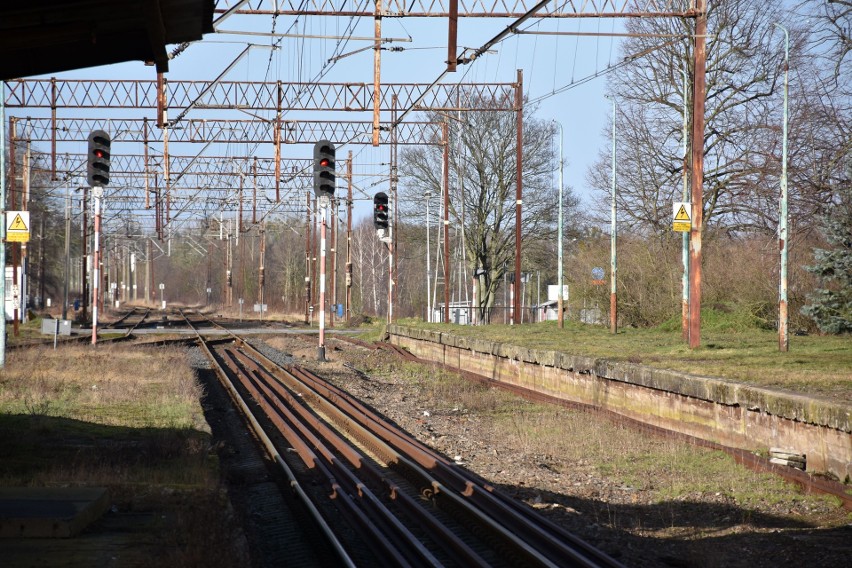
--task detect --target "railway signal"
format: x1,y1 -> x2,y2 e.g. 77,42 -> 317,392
87,129 -> 111,187
373,192 -> 389,230
313,140 -> 336,199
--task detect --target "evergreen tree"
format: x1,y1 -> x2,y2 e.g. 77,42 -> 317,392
801,162 -> 852,333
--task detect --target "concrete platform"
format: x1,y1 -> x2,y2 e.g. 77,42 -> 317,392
0,487 -> 110,538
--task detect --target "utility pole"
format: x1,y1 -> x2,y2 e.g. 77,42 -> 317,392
555,120 -> 565,329
346,153 -> 353,323
513,69 -> 523,326
1,82 -> 7,367
775,23 -> 790,353
63,181 -> 70,319
608,97 -> 617,334
688,0 -> 708,349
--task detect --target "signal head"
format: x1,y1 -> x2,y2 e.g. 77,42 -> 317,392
87,129 -> 111,187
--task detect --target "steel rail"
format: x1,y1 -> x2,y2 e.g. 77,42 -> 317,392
227,347 -> 495,567
234,337 -> 620,567
220,347 -> 455,567
283,362 -> 623,568
177,310 -> 357,567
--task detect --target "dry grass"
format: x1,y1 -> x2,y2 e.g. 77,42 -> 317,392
0,344 -> 213,489
0,343 -> 246,565
0,344 -> 208,431
357,351 -> 847,524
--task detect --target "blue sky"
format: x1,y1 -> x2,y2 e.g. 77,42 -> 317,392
19,11 -> 627,223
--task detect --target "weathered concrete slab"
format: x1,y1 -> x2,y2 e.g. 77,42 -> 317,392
388,325 -> 852,480
0,487 -> 110,538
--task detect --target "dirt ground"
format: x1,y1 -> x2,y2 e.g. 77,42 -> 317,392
263,334 -> 851,568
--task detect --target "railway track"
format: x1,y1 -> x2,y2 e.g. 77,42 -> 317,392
102,306 -> 151,335
178,309 -> 625,567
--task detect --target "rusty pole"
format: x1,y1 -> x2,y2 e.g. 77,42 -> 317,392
514,69 -> 523,326
156,72 -> 167,128
275,81 -> 282,202
346,154 -> 353,323
442,120 -> 450,324
259,222 -> 265,320
688,1 -> 707,349
9,117 -> 19,335
252,157 -> 257,224
447,0 -> 458,71
144,117 -> 150,209
163,124 -> 171,225
50,77 -> 57,180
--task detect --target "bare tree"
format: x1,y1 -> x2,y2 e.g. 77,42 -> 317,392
399,98 -> 578,321
589,0 -> 791,234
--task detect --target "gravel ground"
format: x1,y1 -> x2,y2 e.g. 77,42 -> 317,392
247,335 -> 851,568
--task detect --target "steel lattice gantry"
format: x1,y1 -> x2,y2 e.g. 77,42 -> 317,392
212,0 -> 698,18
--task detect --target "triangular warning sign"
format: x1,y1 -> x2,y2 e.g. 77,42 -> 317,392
9,213 -> 28,231
674,205 -> 690,221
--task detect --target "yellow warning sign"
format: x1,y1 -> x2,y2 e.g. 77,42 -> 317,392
672,202 -> 691,233
9,214 -> 28,231
6,211 -> 30,242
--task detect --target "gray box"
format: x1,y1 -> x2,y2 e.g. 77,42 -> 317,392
41,319 -> 72,336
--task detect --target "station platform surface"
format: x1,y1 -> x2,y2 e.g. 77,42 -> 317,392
0,487 -> 109,539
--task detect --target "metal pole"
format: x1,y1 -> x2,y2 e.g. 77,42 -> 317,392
346,154 -> 353,323
305,191 -> 311,323
425,191 -> 432,322
0,81 -> 6,366
514,69 -> 523,326
442,121 -> 450,324
81,186 -> 88,320
609,97 -> 618,334
681,60 -> 690,342
556,121 -> 564,329
91,188 -> 102,345
259,222 -> 265,321
63,182 -> 70,320
9,118 -> 19,336
318,198 -> 328,361
689,0 -> 708,349
775,23 -> 790,353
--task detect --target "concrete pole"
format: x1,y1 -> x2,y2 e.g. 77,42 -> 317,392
775,23 -> 790,353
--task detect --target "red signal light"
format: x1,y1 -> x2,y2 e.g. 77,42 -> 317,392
94,149 -> 105,158
319,158 -> 330,167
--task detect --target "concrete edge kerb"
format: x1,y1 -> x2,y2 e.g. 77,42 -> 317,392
388,325 -> 852,433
